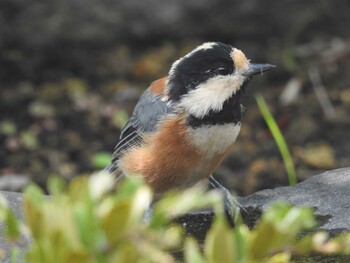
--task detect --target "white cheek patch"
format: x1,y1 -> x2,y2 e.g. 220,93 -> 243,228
178,75 -> 245,118
187,123 -> 241,157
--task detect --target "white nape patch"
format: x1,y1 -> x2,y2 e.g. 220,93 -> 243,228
191,42 -> 217,52
187,124 -> 241,158
178,74 -> 245,118
168,42 -> 218,77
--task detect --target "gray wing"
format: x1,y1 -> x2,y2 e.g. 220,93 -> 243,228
105,89 -> 173,174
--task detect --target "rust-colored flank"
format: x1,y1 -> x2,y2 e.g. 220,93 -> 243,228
119,115 -> 230,193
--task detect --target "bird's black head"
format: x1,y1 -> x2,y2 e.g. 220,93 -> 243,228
167,42 -> 234,102
166,42 -> 274,126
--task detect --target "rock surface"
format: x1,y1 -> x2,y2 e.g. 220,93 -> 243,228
180,168 -> 350,238
1,167 -> 350,261
239,167 -> 350,235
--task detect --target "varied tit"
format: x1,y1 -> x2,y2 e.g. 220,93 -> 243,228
104,42 -> 274,213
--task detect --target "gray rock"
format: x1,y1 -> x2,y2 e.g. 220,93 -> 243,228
179,168 -> 350,239
238,167 -> 350,235
0,175 -> 30,192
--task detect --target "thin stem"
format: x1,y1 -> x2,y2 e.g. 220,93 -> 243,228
255,94 -> 297,186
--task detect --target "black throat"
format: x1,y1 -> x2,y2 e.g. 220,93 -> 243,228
186,91 -> 244,128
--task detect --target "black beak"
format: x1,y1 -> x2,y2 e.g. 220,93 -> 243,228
243,63 -> 276,77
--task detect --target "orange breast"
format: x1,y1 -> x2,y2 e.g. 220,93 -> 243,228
119,115 -> 229,193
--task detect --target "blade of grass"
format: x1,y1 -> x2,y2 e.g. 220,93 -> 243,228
255,94 -> 297,186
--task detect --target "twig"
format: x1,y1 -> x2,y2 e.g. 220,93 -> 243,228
294,38 -> 350,64
308,66 -> 336,119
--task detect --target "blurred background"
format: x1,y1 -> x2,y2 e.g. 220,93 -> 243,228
0,0 -> 349,195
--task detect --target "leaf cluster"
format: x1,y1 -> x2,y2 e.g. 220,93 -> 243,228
0,174 -> 349,263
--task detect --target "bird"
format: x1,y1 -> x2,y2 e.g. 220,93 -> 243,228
104,42 -> 275,214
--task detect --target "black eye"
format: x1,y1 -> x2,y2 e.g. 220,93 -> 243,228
217,66 -> 231,76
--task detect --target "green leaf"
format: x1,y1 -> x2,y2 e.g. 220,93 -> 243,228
20,131 -> 39,150
152,184 -> 222,225
266,252 -> 291,263
15,174 -> 344,263
23,184 -> 45,239
0,121 -> 17,136
116,175 -> 145,199
99,198 -> 132,244
73,201 -> 102,251
250,202 -> 315,260
47,176 -> 66,196
68,176 -> 89,201
184,237 -> 205,263
28,101 -> 55,118
234,224 -> 250,262
91,152 -> 112,169
69,183 -> 104,252
113,110 -> 129,129
4,208 -> 20,239
111,242 -> 140,263
205,218 -> 235,263
24,184 -> 45,204
10,247 -> 20,263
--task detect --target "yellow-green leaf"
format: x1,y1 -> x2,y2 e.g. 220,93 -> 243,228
184,237 -> 205,263
205,218 -> 234,263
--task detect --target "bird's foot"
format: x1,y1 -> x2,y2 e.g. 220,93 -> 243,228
209,175 -> 241,226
